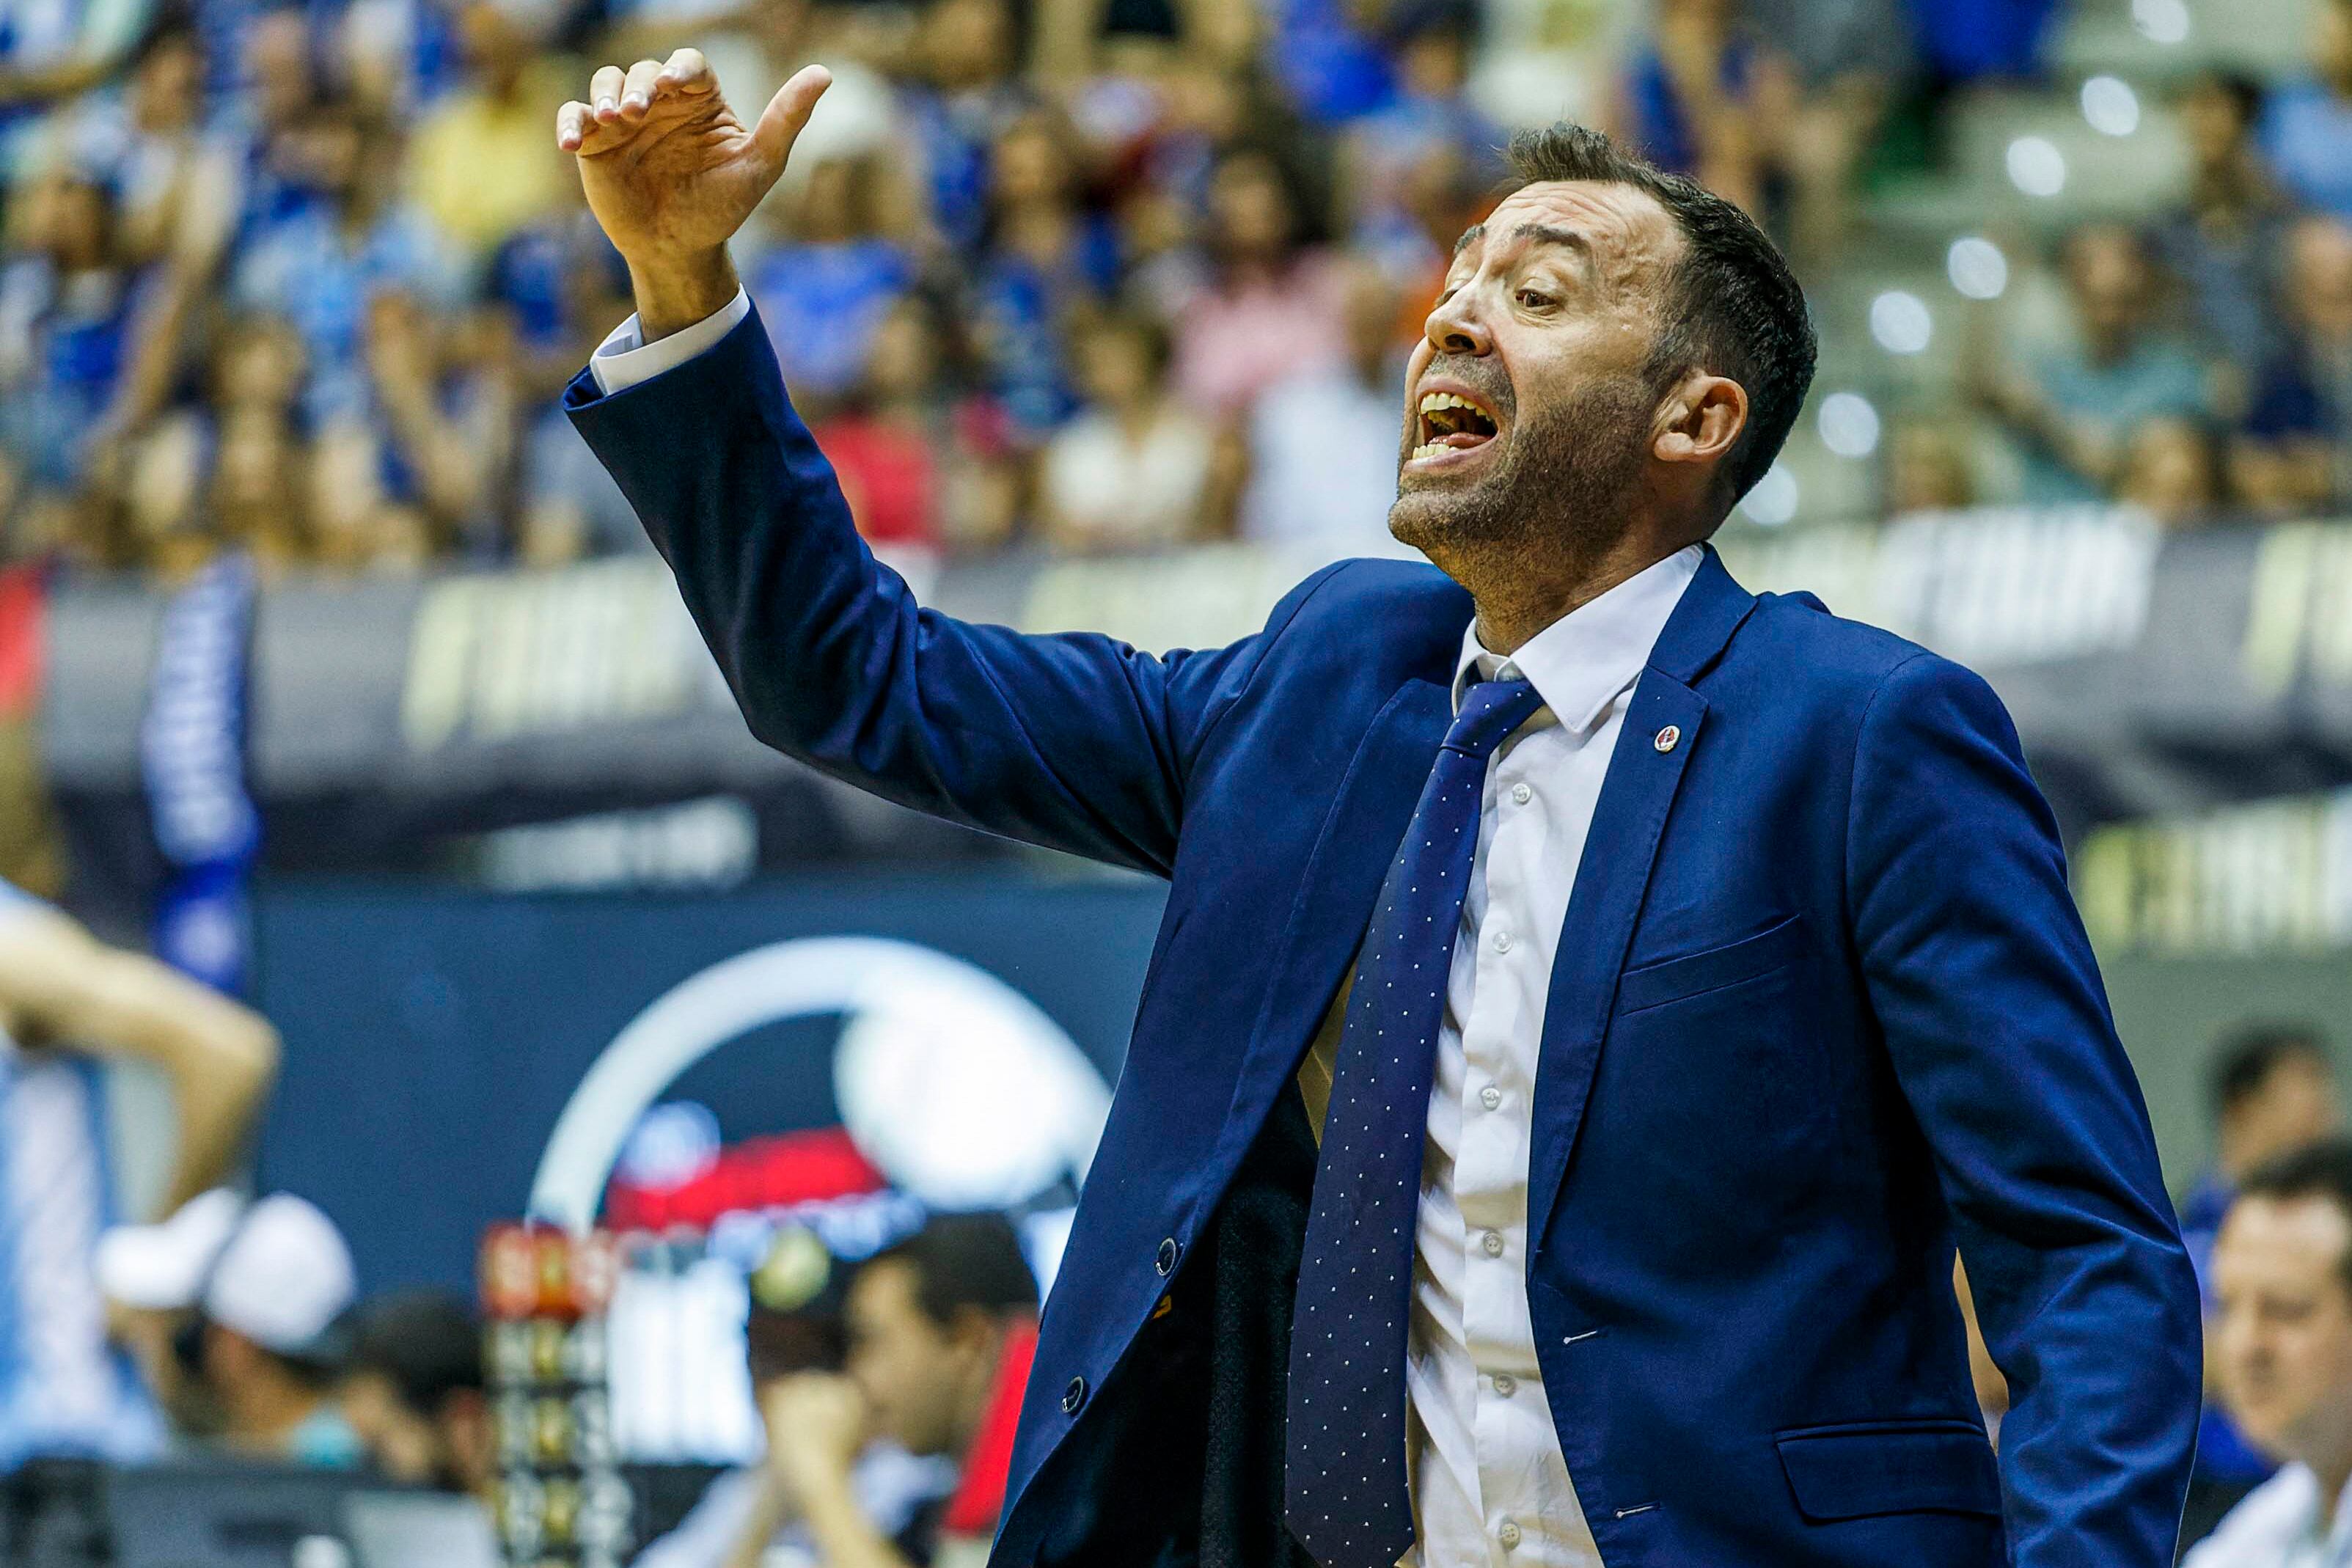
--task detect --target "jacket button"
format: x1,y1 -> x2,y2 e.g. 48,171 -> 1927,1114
1156,1237 -> 1180,1276
1062,1375 -> 1088,1415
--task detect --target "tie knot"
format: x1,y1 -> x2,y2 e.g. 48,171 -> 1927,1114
1444,675 -> 1544,760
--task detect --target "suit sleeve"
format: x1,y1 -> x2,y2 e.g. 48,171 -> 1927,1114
1845,651 -> 2200,1568
565,307 -> 1337,876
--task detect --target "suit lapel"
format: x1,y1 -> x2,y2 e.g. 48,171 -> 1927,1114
1525,547 -> 1758,1237
1209,678 -> 1455,1170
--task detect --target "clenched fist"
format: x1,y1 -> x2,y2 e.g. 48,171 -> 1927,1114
555,51 -> 831,338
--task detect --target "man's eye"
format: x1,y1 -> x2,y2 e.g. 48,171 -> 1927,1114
1517,288 -> 1555,309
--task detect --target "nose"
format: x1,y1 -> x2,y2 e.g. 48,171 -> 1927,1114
1424,285 -> 1492,358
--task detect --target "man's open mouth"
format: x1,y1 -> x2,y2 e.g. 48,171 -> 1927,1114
1411,390 -> 1499,462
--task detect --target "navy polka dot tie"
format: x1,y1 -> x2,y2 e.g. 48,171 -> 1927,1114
1286,675 -> 1547,1568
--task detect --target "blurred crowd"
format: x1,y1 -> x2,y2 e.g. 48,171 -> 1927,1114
2,0 -> 2351,583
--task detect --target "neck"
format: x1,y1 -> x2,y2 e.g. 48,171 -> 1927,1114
2316,1451 -> 2352,1530
1450,530 -> 1693,655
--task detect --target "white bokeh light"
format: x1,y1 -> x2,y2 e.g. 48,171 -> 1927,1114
1740,464 -> 1799,527
1818,392 -> 1881,459
2006,136 -> 2067,197
2081,76 -> 2141,136
1947,236 -> 2010,300
2131,0 -> 2190,44
1869,290 -> 1933,354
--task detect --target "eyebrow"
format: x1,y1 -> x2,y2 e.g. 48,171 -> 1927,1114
1452,221 -> 1595,263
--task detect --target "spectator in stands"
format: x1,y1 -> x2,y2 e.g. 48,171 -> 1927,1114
2117,415 -> 2229,531
1171,144 -> 1347,419
634,1225 -> 959,1568
1610,0 -> 1762,218
2258,0 -> 2352,222
971,105 -> 1118,437
1747,0 -> 1912,261
746,151 -> 915,405
1241,256 -> 1407,560
2151,72 -> 2292,377
407,1 -> 574,266
760,1214 -> 1039,1568
1883,417 -> 1976,515
2238,216 -> 2352,515
901,0 -> 1035,255
1971,224 -> 2210,503
2181,1026 -> 2344,1541
171,1194 -> 363,1467
0,166 -> 139,494
1344,0 -> 1501,265
1041,309 -> 1217,552
2188,1140 -> 2352,1566
230,96 -> 460,432
340,1289 -> 494,1498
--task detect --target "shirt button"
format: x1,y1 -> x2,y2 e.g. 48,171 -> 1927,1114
1498,1520 -> 1523,1549
1492,928 -> 1514,953
1492,1374 -> 1517,1397
1062,1376 -> 1088,1415
1481,1229 -> 1506,1258
1509,783 -> 1532,805
1479,1085 -> 1502,1111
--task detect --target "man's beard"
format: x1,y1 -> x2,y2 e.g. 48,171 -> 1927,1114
1388,371 -> 1656,567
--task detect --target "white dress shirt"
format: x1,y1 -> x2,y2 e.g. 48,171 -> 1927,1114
589,290 -> 753,396
2185,1463 -> 2352,1568
1407,544 -> 1701,1568
582,293 -> 1703,1564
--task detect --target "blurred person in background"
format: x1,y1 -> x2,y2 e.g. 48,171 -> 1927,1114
1745,0 -> 1912,263
406,0 -> 574,268
634,1224 -> 959,1568
1971,223 -> 2210,504
745,152 -> 915,406
1239,255 -> 1407,560
0,882 -> 276,1469
754,1214 -> 1038,1568
2257,0 -> 2352,223
2190,1140 -> 2352,1566
2117,414 -> 2230,531
2151,71 -> 2291,381
2238,216 -> 2352,516
2183,1026 -> 2345,1539
161,1193 -> 362,1466
1038,308 -> 1216,552
1883,417 -> 1978,515
970,105 -> 1115,439
230,95 -> 459,433
339,1289 -> 494,1497
1610,0 -> 1763,216
0,164 -> 141,499
1170,143 -> 1347,419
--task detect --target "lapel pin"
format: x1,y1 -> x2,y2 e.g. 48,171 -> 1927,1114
1653,725 -> 1680,753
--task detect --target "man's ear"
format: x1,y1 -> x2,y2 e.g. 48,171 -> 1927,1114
1652,374 -> 1748,469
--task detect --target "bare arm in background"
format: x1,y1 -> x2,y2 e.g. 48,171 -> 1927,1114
0,906 -> 279,1215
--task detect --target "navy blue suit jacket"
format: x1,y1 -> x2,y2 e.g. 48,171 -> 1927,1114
570,310 -> 2201,1568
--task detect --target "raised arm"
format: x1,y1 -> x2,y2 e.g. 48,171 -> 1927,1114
0,905 -> 279,1217
557,54 -> 1319,873
1846,652 -> 2201,1565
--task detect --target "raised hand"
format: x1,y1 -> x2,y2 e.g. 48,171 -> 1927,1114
556,51 -> 831,337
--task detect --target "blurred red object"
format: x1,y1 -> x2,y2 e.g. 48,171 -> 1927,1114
604,1124 -> 887,1233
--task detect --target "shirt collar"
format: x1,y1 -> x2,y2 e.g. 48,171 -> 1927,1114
1450,545 -> 1704,733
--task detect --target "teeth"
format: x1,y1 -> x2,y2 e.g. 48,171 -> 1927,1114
1418,391 -> 1483,416
1410,442 -> 1448,461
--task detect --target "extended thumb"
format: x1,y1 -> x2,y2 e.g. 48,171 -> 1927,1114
752,64 -> 833,174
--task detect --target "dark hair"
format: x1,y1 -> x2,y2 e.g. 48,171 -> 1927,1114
1502,124 -> 1816,508
2194,69 -> 2265,128
344,1289 -> 483,1415
869,1212 -> 1038,1328
2236,1138 -> 2352,1286
2211,1024 -> 2332,1118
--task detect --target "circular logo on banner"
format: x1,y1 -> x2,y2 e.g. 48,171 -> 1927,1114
527,936 -> 1110,1247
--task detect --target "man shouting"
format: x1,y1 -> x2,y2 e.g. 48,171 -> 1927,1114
556,56 -> 2200,1568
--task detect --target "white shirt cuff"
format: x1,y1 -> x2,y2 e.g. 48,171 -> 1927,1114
587,289 -> 752,395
